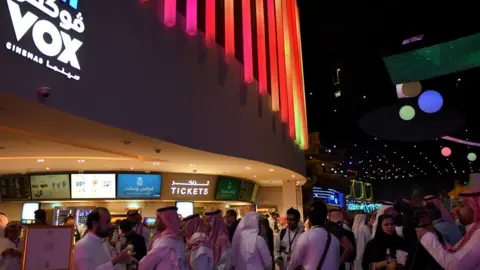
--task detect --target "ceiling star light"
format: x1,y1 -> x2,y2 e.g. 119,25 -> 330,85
441,147 -> 452,157
418,90 -> 443,113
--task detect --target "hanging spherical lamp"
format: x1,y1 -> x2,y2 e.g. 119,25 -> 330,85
418,90 -> 443,113
401,82 -> 422,97
468,153 -> 477,162
441,147 -> 452,157
399,105 -> 415,121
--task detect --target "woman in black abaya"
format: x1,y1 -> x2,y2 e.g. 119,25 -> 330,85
362,214 -> 407,270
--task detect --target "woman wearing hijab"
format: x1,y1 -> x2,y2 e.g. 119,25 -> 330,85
231,212 -> 272,270
204,210 -> 232,270
182,214 -> 213,270
0,221 -> 23,270
362,215 -> 406,270
352,214 -> 372,270
139,206 -> 187,270
0,214 -> 8,239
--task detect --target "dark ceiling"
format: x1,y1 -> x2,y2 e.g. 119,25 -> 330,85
298,2 -> 480,200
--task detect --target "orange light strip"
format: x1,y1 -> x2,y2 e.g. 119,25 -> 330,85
294,3 -> 308,149
266,0 -> 280,111
163,0 -> 177,27
242,0 -> 254,83
282,0 -> 295,139
224,0 -> 235,62
274,0 -> 288,123
205,0 -> 216,48
255,0 -> 268,96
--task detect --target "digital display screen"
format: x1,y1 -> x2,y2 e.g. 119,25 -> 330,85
313,187 -> 345,207
117,174 -> 161,199
71,174 -> 115,199
238,181 -> 255,201
176,201 -> 193,218
0,175 -> 31,200
30,174 -> 70,199
21,202 -> 40,223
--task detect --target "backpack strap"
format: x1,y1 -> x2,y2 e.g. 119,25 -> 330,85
317,231 -> 331,270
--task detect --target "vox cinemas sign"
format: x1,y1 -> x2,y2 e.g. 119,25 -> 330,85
5,0 -> 84,80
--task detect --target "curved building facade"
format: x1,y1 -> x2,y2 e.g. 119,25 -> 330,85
0,0 -> 308,221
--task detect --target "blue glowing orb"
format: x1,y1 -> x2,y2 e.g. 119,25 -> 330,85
418,90 -> 443,113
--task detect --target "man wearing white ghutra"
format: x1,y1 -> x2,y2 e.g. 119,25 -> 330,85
274,208 -> 304,270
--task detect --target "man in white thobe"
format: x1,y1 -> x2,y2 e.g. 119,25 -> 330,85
288,201 -> 340,270
231,212 -> 272,270
127,210 -> 151,246
417,187 -> 480,270
274,208 -> 303,270
73,207 -> 133,270
138,206 -> 187,270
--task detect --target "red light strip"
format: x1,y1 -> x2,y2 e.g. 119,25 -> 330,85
274,0 -> 288,123
163,0 -> 177,27
282,0 -> 295,139
255,0 -> 268,95
242,0 -> 254,83
224,0 -> 235,62
205,0 -> 215,48
266,0 -> 279,111
186,0 -> 198,36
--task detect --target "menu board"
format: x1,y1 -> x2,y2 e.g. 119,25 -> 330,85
22,226 -> 74,270
238,181 -> 255,201
0,175 -> 31,200
30,175 -> 70,200
71,174 -> 115,199
117,174 -> 161,198
313,187 -> 345,207
215,177 -> 241,200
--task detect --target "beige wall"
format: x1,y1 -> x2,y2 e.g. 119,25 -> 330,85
256,186 -> 303,218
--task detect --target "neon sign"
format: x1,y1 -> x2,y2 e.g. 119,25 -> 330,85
5,0 -> 84,80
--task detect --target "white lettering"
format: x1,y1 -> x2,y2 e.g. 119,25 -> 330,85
6,0 -> 38,41
58,32 -> 82,70
170,186 -> 209,196
6,42 -> 12,50
171,187 -> 176,194
204,188 -> 208,195
193,188 -> 198,195
180,188 -> 186,195
32,20 -> 62,57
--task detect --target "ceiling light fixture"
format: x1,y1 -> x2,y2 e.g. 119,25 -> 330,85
153,162 -> 160,165
189,164 -> 196,167
37,159 -> 45,163
120,141 -> 132,145
46,167 -> 50,170
245,166 -> 251,170
77,160 -> 85,163
269,169 -> 274,172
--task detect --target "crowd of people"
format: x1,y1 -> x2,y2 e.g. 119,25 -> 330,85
0,186 -> 479,269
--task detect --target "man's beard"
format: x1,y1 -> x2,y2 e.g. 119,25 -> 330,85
95,227 -> 109,238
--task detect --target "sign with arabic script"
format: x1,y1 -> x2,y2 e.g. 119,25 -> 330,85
161,173 -> 215,201
5,0 -> 84,80
117,174 -> 162,199
215,177 -> 241,200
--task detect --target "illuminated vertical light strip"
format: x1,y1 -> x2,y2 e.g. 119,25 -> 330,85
274,0 -> 288,122
205,0 -> 216,48
242,0 -> 254,83
224,0 -> 235,62
287,0 -> 302,146
255,0 -> 268,95
294,3 -> 308,149
266,0 -> 279,111
186,0 -> 198,36
282,0 -> 295,139
163,0 -> 177,27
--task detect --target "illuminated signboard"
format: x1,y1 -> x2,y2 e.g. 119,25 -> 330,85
313,187 -> 345,207
347,202 -> 381,214
5,0 -> 84,80
71,174 -> 115,199
30,174 -> 70,199
161,173 -> 215,201
117,174 -> 161,199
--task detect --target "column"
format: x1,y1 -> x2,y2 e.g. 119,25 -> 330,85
281,179 -> 301,216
